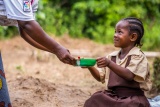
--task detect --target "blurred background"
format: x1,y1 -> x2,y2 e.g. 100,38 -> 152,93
0,0 -> 160,106
0,0 -> 160,51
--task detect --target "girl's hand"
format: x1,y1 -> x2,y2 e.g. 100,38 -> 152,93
96,57 -> 110,68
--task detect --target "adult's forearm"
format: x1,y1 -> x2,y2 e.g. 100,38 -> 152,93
18,26 -> 51,52
17,20 -> 61,54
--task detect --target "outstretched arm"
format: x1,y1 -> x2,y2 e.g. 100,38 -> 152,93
17,20 -> 75,65
18,26 -> 51,53
107,60 -> 135,81
87,67 -> 101,82
97,57 -> 135,81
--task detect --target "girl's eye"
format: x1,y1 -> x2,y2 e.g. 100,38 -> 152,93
118,31 -> 122,34
115,30 -> 122,34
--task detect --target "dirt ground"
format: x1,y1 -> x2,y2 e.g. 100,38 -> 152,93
0,36 -> 155,107
0,35 -> 118,107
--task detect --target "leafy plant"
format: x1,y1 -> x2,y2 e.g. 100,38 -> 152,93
0,0 -> 160,51
152,57 -> 160,93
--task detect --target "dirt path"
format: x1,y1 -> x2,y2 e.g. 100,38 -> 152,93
0,36 -> 156,107
0,36 -> 117,107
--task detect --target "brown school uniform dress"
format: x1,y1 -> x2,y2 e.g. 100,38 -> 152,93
84,47 -> 152,107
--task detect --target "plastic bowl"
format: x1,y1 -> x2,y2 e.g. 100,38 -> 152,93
76,58 -> 96,67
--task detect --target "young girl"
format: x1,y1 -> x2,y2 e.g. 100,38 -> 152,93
84,17 -> 152,107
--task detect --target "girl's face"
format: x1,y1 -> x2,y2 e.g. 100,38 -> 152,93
114,20 -> 131,48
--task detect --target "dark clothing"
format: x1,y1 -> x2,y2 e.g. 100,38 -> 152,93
84,89 -> 150,107
0,53 -> 12,107
108,56 -> 140,89
84,56 -> 150,107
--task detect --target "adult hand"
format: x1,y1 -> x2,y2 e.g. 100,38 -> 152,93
96,57 -> 110,68
55,45 -> 76,65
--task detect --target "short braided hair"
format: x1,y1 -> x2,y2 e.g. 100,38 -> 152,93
122,17 -> 144,47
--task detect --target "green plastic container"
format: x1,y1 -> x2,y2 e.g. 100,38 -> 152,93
76,58 -> 96,67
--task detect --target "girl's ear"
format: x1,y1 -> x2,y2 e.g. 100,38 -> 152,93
130,33 -> 138,42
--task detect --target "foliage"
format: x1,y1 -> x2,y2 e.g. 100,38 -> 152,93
152,57 -> 160,93
0,26 -> 18,39
0,0 -> 160,51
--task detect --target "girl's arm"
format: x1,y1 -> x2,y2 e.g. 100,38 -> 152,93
108,61 -> 135,81
97,57 -> 135,81
88,67 -> 101,82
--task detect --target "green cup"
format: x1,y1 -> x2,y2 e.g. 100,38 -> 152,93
76,58 -> 96,67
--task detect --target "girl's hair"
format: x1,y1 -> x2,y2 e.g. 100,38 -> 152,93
122,17 -> 144,47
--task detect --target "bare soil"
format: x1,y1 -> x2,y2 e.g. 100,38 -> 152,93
0,35 -> 118,107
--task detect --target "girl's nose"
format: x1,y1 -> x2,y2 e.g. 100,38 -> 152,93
114,33 -> 117,38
